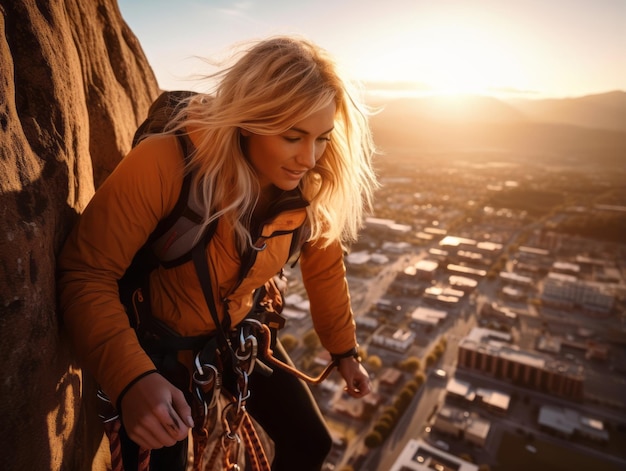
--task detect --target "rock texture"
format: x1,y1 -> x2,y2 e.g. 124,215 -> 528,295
0,1 -> 159,469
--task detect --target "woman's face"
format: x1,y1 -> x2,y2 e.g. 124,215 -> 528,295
242,102 -> 336,192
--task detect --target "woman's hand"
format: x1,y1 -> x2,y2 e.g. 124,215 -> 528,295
120,373 -> 194,449
337,357 -> 372,398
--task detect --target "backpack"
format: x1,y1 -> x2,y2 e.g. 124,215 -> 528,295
118,90 -> 204,315
117,90 -> 307,336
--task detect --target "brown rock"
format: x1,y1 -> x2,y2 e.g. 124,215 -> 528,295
0,1 -> 159,469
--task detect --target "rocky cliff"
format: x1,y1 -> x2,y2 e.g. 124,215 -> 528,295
0,1 -> 159,469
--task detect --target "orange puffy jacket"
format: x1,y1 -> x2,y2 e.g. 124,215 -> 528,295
58,134 -> 357,406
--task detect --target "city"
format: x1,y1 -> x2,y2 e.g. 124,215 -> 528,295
276,151 -> 626,471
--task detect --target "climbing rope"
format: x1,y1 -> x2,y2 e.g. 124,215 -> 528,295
98,317 -> 339,470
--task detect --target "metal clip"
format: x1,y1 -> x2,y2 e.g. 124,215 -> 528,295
221,401 -> 245,437
192,363 -> 222,409
235,335 -> 257,376
96,388 -> 119,423
222,432 -> 242,471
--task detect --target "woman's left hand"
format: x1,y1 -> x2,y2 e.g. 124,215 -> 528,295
337,357 -> 372,398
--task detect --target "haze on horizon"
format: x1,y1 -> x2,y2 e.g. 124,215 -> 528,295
118,0 -> 625,100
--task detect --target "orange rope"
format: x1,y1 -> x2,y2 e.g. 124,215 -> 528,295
103,418 -> 150,471
103,419 -> 124,471
241,413 -> 271,471
192,426 -> 210,471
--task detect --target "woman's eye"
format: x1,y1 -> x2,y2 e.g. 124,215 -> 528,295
284,137 -> 300,143
318,137 -> 331,143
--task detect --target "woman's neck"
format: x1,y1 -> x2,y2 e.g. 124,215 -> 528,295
253,185 -> 283,223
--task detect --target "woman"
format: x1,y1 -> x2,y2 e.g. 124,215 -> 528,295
58,36 -> 378,470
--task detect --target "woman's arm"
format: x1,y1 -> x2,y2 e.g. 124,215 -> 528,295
299,239 -> 371,396
57,135 -> 184,406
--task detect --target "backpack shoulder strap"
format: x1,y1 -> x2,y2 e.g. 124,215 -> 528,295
148,132 -> 210,267
287,219 -> 311,267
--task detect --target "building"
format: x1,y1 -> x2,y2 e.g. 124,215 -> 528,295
410,306 -> 448,328
445,377 -> 511,415
378,367 -> 403,390
423,285 -> 464,307
439,235 -> 477,249
433,405 -> 492,447
345,250 -> 389,266
364,217 -> 413,240
371,325 -> 415,352
389,439 -> 479,471
474,387 -> 511,415
446,377 -> 475,402
446,264 -> 487,279
480,302 -> 518,325
476,240 -> 503,254
449,275 -> 478,292
541,272 -> 615,313
552,261 -> 581,276
499,271 -> 534,288
538,405 -> 609,442
355,315 -> 378,330
414,259 -> 439,280
457,327 -> 585,400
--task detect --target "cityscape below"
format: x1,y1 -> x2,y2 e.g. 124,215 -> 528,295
277,146 -> 626,471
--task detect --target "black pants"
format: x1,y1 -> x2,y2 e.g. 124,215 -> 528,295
120,340 -> 332,471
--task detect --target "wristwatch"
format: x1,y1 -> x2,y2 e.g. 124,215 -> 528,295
331,346 -> 361,363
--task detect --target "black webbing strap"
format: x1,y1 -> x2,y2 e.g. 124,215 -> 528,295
191,229 -> 233,359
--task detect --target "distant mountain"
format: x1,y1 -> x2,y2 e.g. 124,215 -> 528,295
368,94 -> 528,125
367,91 -> 626,166
504,91 -> 626,132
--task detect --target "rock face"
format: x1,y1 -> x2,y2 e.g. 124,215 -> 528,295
0,1 -> 159,469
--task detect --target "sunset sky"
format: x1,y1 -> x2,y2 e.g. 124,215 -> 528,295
118,0 -> 625,99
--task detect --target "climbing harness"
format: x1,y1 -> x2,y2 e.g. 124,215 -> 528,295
192,317 -> 341,470
98,313 -> 341,470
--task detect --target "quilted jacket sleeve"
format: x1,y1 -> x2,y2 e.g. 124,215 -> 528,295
57,135 -> 183,406
299,239 -> 357,354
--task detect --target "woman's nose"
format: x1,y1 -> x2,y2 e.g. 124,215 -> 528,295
296,143 -> 317,169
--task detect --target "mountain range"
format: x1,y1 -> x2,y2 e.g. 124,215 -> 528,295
366,90 -> 626,166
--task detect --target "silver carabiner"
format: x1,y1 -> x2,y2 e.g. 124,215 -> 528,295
192,363 -> 222,409
235,335 -> 258,376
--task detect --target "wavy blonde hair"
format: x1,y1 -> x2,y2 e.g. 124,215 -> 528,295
170,36 -> 377,249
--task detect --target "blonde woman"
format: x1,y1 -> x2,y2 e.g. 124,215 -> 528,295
59,36 -> 378,470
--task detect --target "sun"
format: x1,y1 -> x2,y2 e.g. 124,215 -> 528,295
417,24 -> 521,95
358,18 -> 525,96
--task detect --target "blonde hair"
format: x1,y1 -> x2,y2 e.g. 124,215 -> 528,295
171,36 -> 378,249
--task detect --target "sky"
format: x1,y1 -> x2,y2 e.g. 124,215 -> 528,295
117,0 -> 626,99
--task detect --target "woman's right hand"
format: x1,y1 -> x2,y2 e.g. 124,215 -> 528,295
120,372 -> 194,449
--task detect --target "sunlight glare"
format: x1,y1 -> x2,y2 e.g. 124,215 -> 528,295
417,22 -> 522,95
359,16 -> 526,97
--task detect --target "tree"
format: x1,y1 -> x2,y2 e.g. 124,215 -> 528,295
303,330 -> 321,350
373,421 -> 391,437
394,395 -> 410,411
364,431 -> 384,448
279,333 -> 298,351
399,388 -> 415,402
382,406 -> 398,422
399,356 -> 421,373
378,414 -> 395,427
414,371 -> 426,385
366,355 -> 383,371
405,379 -> 420,393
